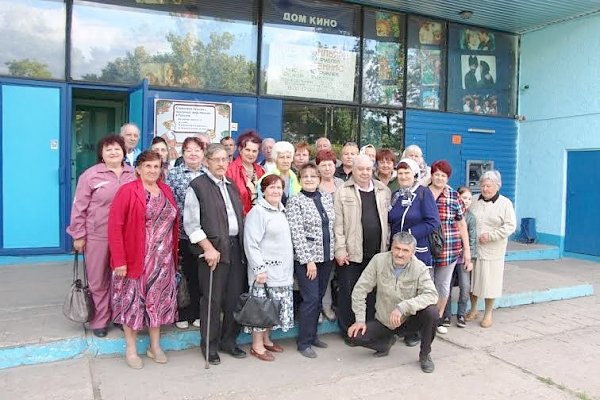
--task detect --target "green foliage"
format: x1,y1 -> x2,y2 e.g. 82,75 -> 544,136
6,59 -> 53,79
83,33 -> 255,93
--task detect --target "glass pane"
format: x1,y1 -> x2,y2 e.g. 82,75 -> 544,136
71,1 -> 257,93
406,16 -> 446,110
0,0 -> 65,79
361,108 -> 403,151
362,10 -> 405,106
282,102 -> 358,149
261,0 -> 360,102
447,24 -> 518,117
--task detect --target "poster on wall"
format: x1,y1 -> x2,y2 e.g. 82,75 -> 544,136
447,24 -> 517,117
266,43 -> 357,102
154,99 -> 232,161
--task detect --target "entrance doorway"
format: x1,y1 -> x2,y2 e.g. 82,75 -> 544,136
71,89 -> 127,194
565,150 -> 600,257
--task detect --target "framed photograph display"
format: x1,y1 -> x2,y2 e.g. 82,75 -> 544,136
447,24 -> 518,117
362,10 -> 406,107
406,16 -> 446,110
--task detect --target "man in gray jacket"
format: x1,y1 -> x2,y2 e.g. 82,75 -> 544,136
348,232 -> 439,373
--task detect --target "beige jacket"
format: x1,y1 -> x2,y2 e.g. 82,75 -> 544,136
333,178 -> 391,263
352,252 -> 438,330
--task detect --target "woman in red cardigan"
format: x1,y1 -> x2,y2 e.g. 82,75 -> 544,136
226,130 -> 265,215
108,150 -> 179,369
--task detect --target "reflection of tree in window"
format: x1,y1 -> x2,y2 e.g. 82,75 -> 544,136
361,109 -> 403,150
6,59 -> 52,79
82,32 -> 256,92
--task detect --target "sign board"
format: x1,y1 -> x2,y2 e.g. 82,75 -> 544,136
154,99 -> 232,162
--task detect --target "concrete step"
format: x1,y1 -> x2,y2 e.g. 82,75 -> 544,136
0,257 -> 597,370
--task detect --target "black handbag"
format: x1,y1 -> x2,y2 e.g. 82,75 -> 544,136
233,282 -> 281,328
176,270 -> 191,309
428,225 -> 444,258
62,252 -> 95,323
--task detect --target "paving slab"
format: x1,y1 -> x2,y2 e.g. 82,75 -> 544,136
0,358 -> 94,400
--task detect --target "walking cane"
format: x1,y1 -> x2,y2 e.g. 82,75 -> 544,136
205,262 -> 213,369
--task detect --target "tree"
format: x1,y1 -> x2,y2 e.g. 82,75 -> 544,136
84,33 -> 256,93
6,59 -> 52,79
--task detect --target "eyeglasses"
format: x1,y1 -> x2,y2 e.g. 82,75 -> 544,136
184,148 -> 203,154
301,175 -> 319,179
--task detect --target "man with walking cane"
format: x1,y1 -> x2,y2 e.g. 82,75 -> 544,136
184,143 -> 247,365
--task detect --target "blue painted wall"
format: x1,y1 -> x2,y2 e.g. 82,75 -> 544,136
406,110 -> 518,201
1,85 -> 62,249
517,13 -> 600,246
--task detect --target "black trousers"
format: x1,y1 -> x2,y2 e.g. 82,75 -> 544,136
178,239 -> 201,322
198,237 -> 246,353
336,259 -> 376,338
295,260 -> 334,350
351,304 -> 438,357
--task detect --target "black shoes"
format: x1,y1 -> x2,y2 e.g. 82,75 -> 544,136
93,328 -> 108,338
419,354 -> 435,373
312,339 -> 328,349
201,348 -> 221,365
373,335 -> 396,358
220,346 -> 247,359
403,333 -> 420,347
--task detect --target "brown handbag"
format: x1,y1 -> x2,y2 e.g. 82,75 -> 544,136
62,252 -> 95,323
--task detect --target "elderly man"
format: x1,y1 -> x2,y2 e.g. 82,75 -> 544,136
348,232 -> 439,373
259,137 -> 276,172
334,154 -> 391,342
314,136 -> 341,167
184,144 -> 247,365
120,123 -> 141,166
220,136 -> 236,161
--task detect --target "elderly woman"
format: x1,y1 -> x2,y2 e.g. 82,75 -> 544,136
316,149 -> 344,195
165,136 -> 206,329
315,149 -> 343,321
292,141 -> 311,174
359,144 -> 377,166
429,160 -> 472,335
402,145 -> 431,187
389,158 -> 440,268
151,136 -> 171,177
467,171 -> 516,328
226,130 -> 265,216
286,163 -> 335,358
244,174 -> 294,362
257,141 -> 300,205
374,148 -> 397,188
67,135 -> 136,337
108,150 -> 179,369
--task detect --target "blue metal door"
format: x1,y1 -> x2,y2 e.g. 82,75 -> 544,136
426,132 -> 463,189
565,150 -> 600,256
1,83 -> 65,252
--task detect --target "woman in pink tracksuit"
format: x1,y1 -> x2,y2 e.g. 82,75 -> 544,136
67,135 -> 135,337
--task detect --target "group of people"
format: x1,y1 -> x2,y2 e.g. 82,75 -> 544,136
68,123 -> 516,373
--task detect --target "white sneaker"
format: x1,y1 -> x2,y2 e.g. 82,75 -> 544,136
192,319 -> 200,327
436,325 -> 448,334
175,321 -> 189,329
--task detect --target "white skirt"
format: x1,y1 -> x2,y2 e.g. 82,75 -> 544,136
471,258 -> 505,299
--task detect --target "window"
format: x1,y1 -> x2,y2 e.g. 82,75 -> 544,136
360,108 -> 403,150
362,10 -> 405,107
282,102 -> 358,147
0,0 -> 65,79
261,0 -> 361,102
447,24 -> 518,117
71,1 -> 257,93
406,16 -> 446,110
